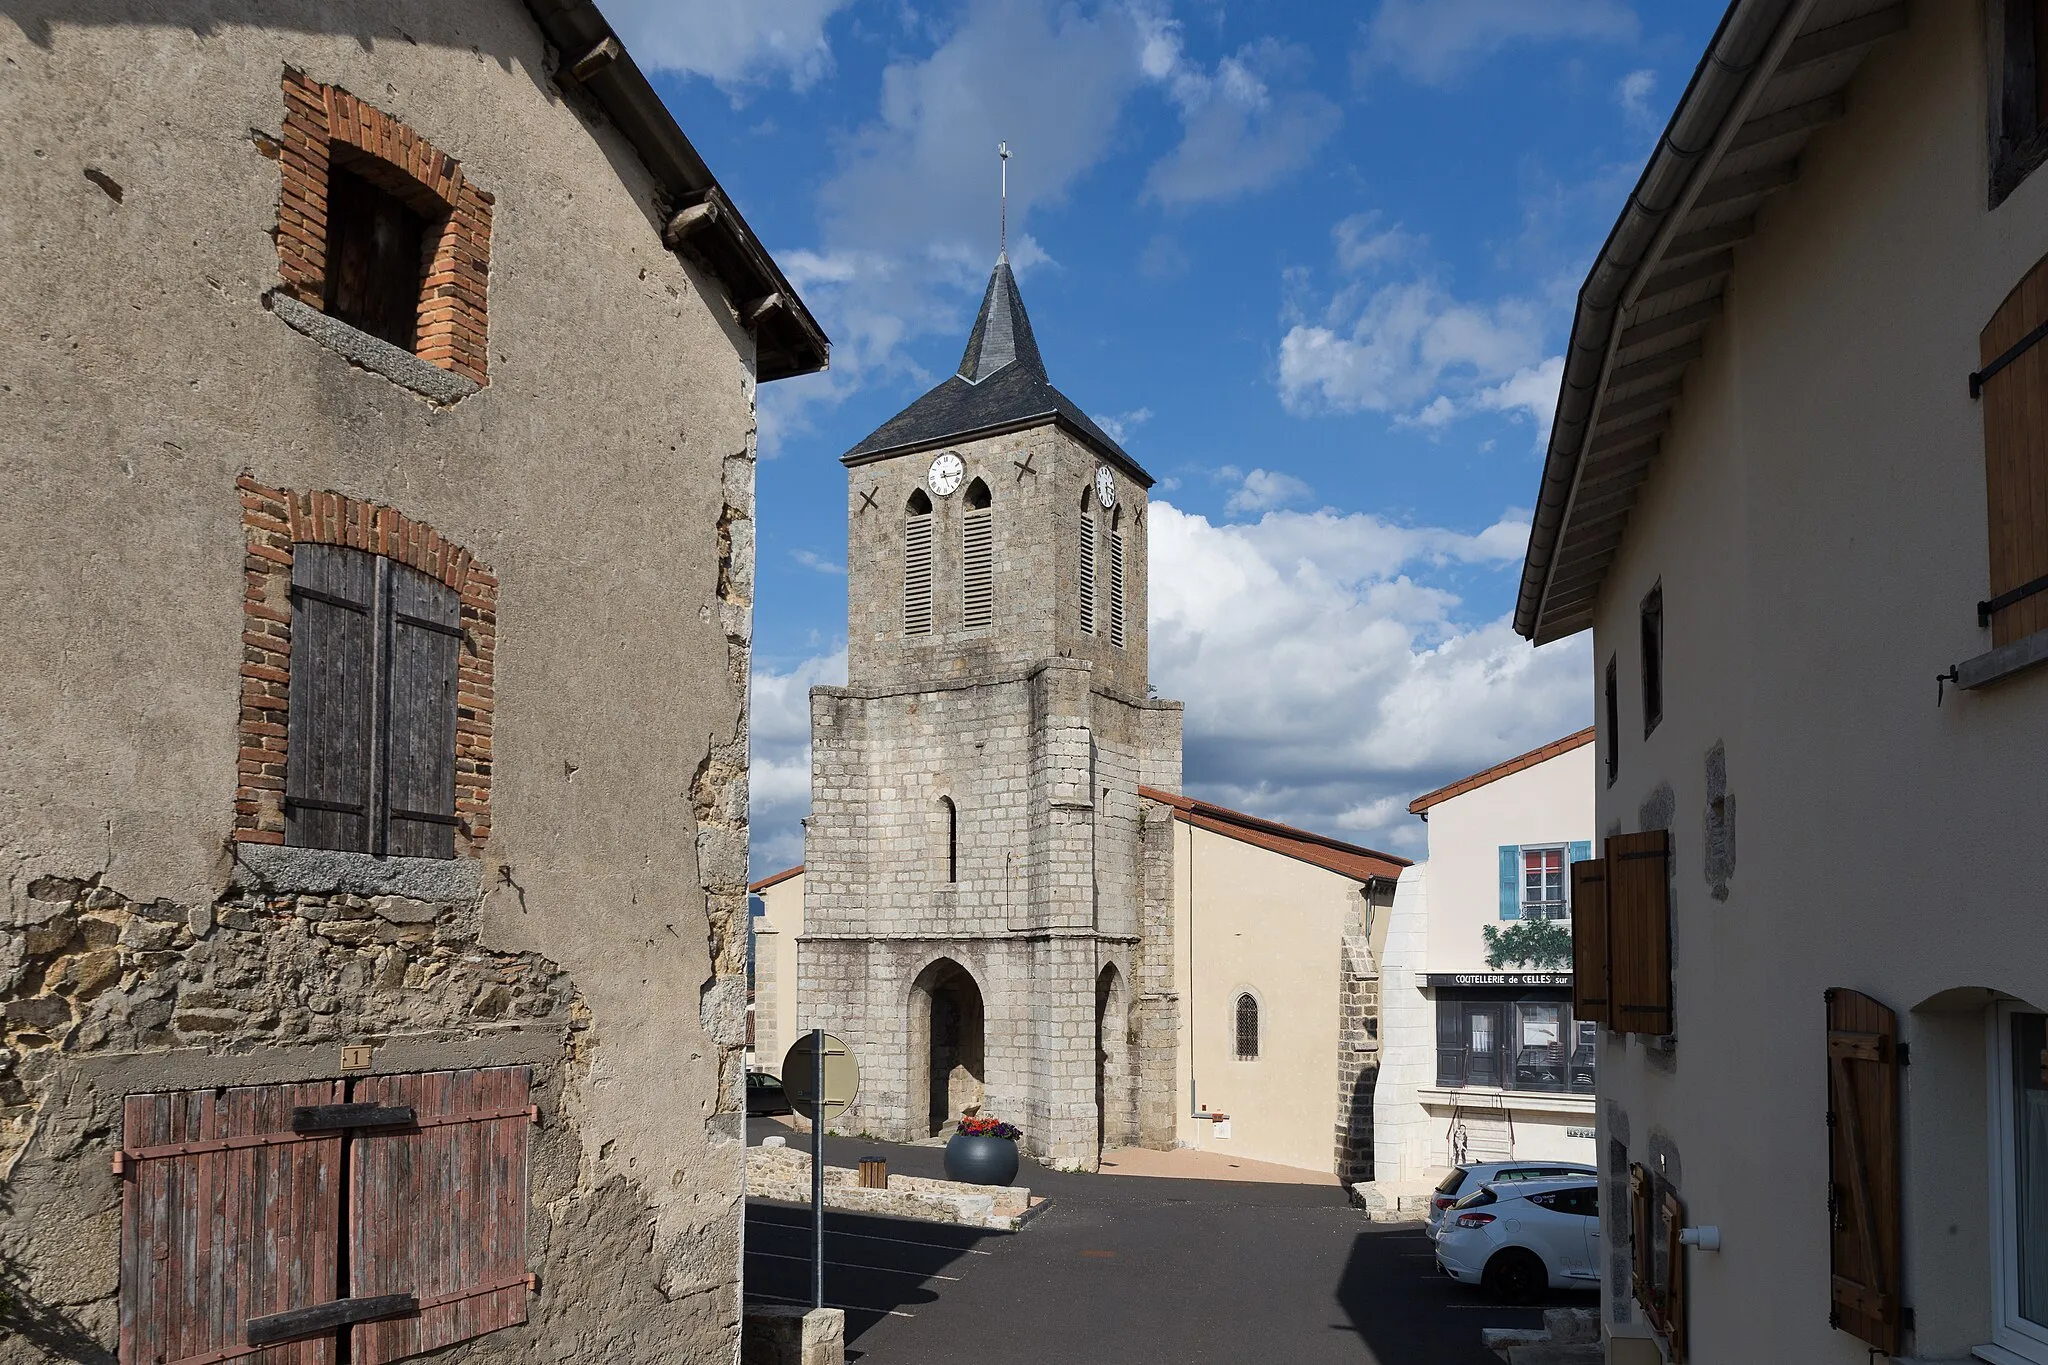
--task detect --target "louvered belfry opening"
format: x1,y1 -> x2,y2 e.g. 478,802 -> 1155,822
117,1067 -> 533,1365
1078,487 -> 1097,635
962,478 -> 993,630
904,489 -> 934,636
286,543 -> 461,859
1108,507 -> 1126,648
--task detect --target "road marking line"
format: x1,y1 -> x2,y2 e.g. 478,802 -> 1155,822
745,1249 -> 962,1282
745,1290 -> 915,1319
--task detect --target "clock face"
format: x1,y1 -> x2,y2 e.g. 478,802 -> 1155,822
928,451 -> 965,497
1094,465 -> 1117,509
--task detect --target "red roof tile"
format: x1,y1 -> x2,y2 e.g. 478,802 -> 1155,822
1138,787 -> 1410,883
1405,727 -> 1596,815
749,864 -> 803,893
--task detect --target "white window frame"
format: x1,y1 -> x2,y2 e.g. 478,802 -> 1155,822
1521,843 -> 1569,921
1992,1001 -> 2048,1362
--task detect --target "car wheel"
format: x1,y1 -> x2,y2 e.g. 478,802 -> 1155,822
1482,1248 -> 1546,1304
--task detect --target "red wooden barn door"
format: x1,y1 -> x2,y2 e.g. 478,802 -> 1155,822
119,1082 -> 343,1365
349,1067 -> 532,1365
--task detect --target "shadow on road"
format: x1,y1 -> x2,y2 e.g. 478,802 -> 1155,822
744,1200 -> 1001,1356
1334,1224 -> 1599,1363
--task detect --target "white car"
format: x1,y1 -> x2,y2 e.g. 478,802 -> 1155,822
1425,1160 -> 1598,1230
1432,1177 -> 1602,1303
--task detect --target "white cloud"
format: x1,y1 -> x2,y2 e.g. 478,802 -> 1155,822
1094,407 -> 1155,444
1615,67 -> 1659,128
1475,355 -> 1565,444
1148,502 -> 1588,852
748,648 -> 846,876
603,0 -> 855,91
1222,467 -> 1313,515
1357,0 -> 1639,86
1277,279 -> 1546,417
1333,212 -> 1420,273
791,549 -> 847,575
1135,15 -> 1342,205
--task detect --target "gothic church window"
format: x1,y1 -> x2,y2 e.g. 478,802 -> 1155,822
1078,487 -> 1097,634
904,490 -> 934,635
1235,992 -> 1260,1061
287,543 -> 461,858
1108,507 -> 1126,649
962,479 -> 993,630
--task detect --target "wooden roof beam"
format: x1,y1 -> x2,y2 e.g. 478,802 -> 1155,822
1780,6 -> 1907,72
1664,219 -> 1755,263
1618,298 -> 1722,353
1607,341 -> 1704,389
1637,251 -> 1734,305
1730,93 -> 1848,152
1598,382 -> 1683,423
1694,159 -> 1800,208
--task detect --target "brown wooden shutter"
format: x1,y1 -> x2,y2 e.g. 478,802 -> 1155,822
383,562 -> 461,859
1662,1188 -> 1688,1362
1826,988 -> 1904,1355
1629,1161 -> 1655,1322
1570,858 -> 1609,1025
1978,255 -> 2048,646
119,1081 -> 344,1365
1605,830 -> 1672,1035
349,1067 -> 532,1365
287,545 -> 376,852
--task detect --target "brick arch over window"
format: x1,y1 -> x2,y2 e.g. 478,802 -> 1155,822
235,475 -> 495,852
274,67 -> 494,384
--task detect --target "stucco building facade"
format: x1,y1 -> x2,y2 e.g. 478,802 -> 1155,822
1517,2 -> 2048,1361
2,4 -> 824,1361
1374,731 -> 1598,1186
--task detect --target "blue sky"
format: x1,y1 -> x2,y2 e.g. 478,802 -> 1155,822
603,0 -> 1727,873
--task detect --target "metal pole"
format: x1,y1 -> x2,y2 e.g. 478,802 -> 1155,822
811,1026 -> 825,1311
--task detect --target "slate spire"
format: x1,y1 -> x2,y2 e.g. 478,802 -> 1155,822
839,259 -> 1150,483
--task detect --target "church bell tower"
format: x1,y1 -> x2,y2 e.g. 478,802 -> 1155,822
798,256 -> 1184,1167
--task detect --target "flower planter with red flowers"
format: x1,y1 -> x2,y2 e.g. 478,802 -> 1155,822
945,1117 -> 1022,1186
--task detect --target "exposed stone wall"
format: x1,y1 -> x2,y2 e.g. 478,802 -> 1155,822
1332,886 -> 1381,1183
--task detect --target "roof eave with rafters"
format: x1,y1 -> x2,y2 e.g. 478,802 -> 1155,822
1406,727 -> 1597,815
1516,0 -> 1907,644
840,409 -> 1155,486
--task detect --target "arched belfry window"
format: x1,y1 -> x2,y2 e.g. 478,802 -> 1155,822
904,489 -> 934,636
962,479 -> 993,630
940,796 -> 958,883
1078,487 -> 1097,634
1108,506 -> 1127,649
1234,993 -> 1260,1061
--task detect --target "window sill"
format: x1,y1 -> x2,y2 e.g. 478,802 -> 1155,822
231,842 -> 482,903
268,293 -> 480,406
1955,628 -> 2048,691
1976,1342 -> 2048,1365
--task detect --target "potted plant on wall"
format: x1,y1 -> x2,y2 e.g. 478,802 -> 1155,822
944,1115 -> 1022,1186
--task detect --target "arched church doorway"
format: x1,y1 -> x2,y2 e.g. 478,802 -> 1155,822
1096,964 -> 1130,1153
911,958 -> 985,1136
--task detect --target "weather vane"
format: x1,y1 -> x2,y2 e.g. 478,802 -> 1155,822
999,140 -> 1010,262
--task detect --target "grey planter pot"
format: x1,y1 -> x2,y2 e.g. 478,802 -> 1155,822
944,1132 -> 1020,1187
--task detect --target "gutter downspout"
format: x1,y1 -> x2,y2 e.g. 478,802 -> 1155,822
1515,0 -> 1808,639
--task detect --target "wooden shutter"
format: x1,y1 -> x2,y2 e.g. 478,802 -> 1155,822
962,506 -> 993,629
349,1067 -> 532,1364
287,544 -> 376,852
1570,857 -> 1609,1026
1826,988 -> 1903,1354
1662,1188 -> 1688,1362
904,511 -> 933,635
120,1081 -> 344,1365
1078,512 -> 1096,633
1108,530 -> 1126,647
1978,254 -> 2048,646
1605,830 -> 1672,1035
1498,846 -> 1521,920
1629,1162 -> 1656,1323
383,562 -> 460,858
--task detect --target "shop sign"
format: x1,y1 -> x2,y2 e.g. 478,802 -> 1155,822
1422,972 -> 1574,988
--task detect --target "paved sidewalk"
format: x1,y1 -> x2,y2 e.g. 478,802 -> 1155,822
1097,1143 -> 1340,1185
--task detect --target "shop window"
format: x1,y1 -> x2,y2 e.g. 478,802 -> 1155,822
1434,992 -> 1594,1095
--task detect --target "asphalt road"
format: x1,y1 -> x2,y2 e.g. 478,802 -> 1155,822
743,1122 -> 1595,1364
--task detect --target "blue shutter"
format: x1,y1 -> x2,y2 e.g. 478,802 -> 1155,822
1567,840 -> 1592,915
1499,845 -> 1522,920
